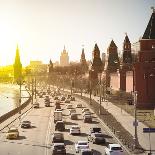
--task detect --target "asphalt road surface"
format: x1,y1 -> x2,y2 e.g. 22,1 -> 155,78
0,91 -> 129,155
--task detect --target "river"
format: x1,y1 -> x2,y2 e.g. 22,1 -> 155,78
0,83 -> 30,117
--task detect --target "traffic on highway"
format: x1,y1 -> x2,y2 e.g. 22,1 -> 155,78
0,87 -> 128,155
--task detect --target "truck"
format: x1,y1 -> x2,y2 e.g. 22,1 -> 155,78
54,111 -> 62,123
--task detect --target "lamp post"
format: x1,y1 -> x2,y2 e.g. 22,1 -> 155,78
17,77 -> 25,114
89,69 -> 94,105
133,91 -> 138,149
98,72 -> 102,115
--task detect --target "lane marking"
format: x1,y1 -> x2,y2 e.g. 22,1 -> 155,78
44,107 -> 53,155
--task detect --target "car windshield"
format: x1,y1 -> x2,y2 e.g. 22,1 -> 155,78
79,142 -> 87,145
8,129 -> 18,133
94,133 -> 103,137
82,151 -> 92,155
72,127 -> 79,129
23,121 -> 30,123
54,145 -> 65,149
111,147 -> 122,151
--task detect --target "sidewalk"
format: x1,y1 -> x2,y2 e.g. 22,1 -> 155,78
81,93 -> 155,153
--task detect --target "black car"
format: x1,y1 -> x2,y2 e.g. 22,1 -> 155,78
52,133 -> 64,143
21,121 -> 31,128
55,121 -> 65,131
51,143 -> 66,155
89,127 -> 101,134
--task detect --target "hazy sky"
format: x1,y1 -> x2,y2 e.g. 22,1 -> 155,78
0,0 -> 154,66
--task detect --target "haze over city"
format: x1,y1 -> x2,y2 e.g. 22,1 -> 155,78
0,0 -> 154,66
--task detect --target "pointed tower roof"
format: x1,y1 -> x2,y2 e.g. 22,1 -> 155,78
49,59 -> 52,65
14,44 -> 21,65
81,48 -> 85,58
142,9 -> 155,39
109,40 -> 117,48
94,43 -> 100,51
124,34 -> 130,43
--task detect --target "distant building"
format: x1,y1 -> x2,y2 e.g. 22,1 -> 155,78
92,43 -> 103,74
60,46 -> 69,66
133,9 -> 155,108
13,45 -> 22,82
106,40 -> 120,73
80,48 -> 88,73
26,60 -> 47,75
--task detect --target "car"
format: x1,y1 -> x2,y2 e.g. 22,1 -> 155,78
105,144 -> 124,155
55,100 -> 61,104
52,132 -> 64,143
88,133 -> 106,144
83,111 -> 91,117
83,115 -> 92,123
65,99 -> 70,103
75,141 -> 89,153
54,96 -> 59,100
76,103 -> 82,108
55,121 -> 65,131
70,113 -> 78,120
51,143 -> 66,155
89,127 -> 101,134
66,104 -> 73,109
6,127 -> 19,139
80,149 -> 93,155
67,94 -> 71,99
70,96 -> 75,101
82,108 -> 90,113
61,96 -> 66,101
33,102 -> 39,108
69,109 -> 76,115
21,121 -> 31,128
55,104 -> 61,110
70,125 -> 81,135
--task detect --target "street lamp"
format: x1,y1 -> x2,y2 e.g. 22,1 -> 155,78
89,69 -> 95,105
133,90 -> 138,149
17,77 -> 25,114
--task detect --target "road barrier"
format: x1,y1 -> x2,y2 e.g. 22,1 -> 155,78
0,97 -> 31,124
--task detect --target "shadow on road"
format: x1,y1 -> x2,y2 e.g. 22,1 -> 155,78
65,121 -> 78,125
103,134 -> 113,139
92,149 -> 102,155
65,139 -> 74,145
18,135 -> 26,140
91,120 -> 99,124
79,133 -> 88,137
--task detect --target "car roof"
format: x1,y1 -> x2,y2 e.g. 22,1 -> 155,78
78,141 -> 88,143
71,125 -> 80,128
109,144 -> 121,147
53,143 -> 65,146
81,148 -> 92,152
9,127 -> 18,130
22,120 -> 31,123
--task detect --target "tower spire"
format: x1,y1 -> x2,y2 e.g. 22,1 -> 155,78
13,45 -> 22,82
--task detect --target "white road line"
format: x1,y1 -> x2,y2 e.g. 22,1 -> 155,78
44,107 -> 53,155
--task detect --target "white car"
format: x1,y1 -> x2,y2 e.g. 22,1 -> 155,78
70,126 -> 81,135
75,141 -> 89,153
105,144 -> 124,155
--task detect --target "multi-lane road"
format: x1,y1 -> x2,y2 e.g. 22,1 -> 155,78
0,91 -> 129,155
